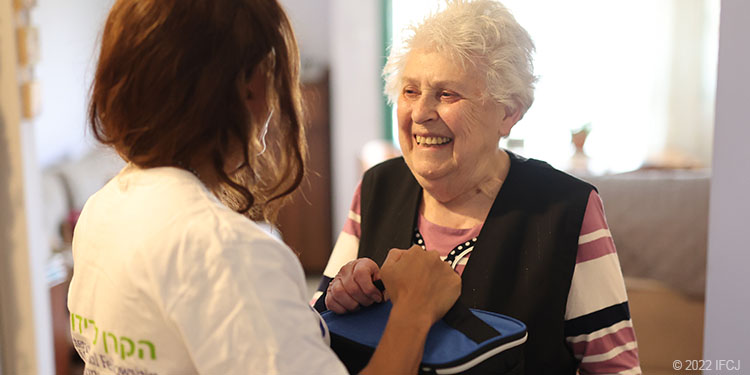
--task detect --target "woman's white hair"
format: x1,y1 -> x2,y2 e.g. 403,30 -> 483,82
383,0 -> 537,117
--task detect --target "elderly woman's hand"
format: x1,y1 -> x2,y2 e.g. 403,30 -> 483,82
380,245 -> 461,325
325,258 -> 384,314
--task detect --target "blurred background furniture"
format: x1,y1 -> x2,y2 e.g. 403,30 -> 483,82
585,168 -> 709,374
276,74 -> 333,274
42,147 -> 125,375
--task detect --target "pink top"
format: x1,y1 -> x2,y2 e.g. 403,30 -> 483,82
415,213 -> 481,275
319,183 -> 640,374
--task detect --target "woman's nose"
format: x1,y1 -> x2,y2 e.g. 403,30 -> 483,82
411,96 -> 438,124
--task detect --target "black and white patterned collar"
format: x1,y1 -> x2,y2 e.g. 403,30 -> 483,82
413,228 -> 477,270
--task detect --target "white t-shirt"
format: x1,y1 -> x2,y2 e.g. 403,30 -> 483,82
68,165 -> 347,375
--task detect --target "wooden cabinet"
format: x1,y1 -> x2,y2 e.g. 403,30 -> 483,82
277,74 -> 333,274
50,276 -> 82,375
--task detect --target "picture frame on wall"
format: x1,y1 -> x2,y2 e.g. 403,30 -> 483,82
21,80 -> 41,119
17,26 -> 39,66
13,0 -> 37,11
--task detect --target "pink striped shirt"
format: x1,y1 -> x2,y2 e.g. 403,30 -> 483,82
317,184 -> 640,374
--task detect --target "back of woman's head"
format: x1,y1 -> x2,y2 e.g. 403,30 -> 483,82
384,0 -> 536,117
90,0 -> 305,221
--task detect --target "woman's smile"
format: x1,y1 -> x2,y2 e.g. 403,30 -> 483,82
414,134 -> 453,147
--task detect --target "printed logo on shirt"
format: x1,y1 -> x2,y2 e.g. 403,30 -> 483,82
71,312 -> 159,375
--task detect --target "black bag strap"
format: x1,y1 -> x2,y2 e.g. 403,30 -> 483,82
373,280 -> 499,344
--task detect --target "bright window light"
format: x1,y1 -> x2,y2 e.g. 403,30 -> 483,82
389,0 -> 719,174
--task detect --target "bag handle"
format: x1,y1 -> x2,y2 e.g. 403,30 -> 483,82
373,280 -> 499,343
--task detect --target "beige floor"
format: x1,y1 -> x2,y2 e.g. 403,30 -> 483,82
626,278 -> 705,374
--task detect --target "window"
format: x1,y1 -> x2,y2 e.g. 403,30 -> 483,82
388,0 -> 719,174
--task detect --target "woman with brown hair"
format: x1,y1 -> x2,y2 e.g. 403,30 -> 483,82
67,1 -> 460,374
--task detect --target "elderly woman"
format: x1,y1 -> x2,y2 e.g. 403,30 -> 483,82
314,1 -> 640,374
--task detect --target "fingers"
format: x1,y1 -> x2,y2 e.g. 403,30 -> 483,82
382,248 -> 406,270
325,248 -> 460,321
341,274 -> 377,306
379,246 -> 462,324
342,259 -> 381,305
384,245 -> 438,266
325,277 -> 359,314
324,258 -> 383,313
352,262 -> 383,303
407,244 -> 426,252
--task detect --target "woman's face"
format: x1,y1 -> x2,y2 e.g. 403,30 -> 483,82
397,50 -> 517,188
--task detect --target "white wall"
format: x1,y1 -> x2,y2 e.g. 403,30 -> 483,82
0,0 -> 54,373
284,0 -> 386,236
0,2 -> 335,373
329,0 -> 384,233
32,0 -> 114,167
280,0 -> 330,69
664,0 -> 719,165
704,0 -> 750,364
31,0 -> 328,168
28,0 -> 374,236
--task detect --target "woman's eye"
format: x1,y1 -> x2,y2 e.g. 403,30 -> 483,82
403,88 -> 419,98
440,91 -> 458,101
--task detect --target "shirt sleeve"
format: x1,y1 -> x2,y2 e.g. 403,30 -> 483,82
166,231 -> 348,375
565,190 -> 641,374
311,181 -> 363,303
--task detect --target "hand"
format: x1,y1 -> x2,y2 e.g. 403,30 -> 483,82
325,258 -> 384,314
380,245 -> 461,325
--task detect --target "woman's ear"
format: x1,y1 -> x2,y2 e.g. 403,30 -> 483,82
499,107 -> 522,137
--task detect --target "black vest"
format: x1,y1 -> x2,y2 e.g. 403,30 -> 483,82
359,154 -> 594,375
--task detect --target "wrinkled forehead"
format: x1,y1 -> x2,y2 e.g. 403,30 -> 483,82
409,33 -> 488,70
400,48 -> 488,94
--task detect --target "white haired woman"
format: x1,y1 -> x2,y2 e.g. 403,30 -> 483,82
313,1 -> 640,373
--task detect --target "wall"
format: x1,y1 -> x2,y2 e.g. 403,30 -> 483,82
31,0 -> 113,167
664,0 -> 720,166
31,0 -> 327,168
0,1 -> 334,372
329,0 -> 384,233
0,0 -> 54,373
30,0 -> 344,231
704,0 -> 750,364
280,0 -> 330,70
283,0 -> 385,240
27,0 -> 380,239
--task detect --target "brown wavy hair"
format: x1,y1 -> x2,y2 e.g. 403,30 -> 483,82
89,0 -> 306,222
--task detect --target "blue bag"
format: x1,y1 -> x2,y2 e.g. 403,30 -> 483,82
321,297 -> 527,374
